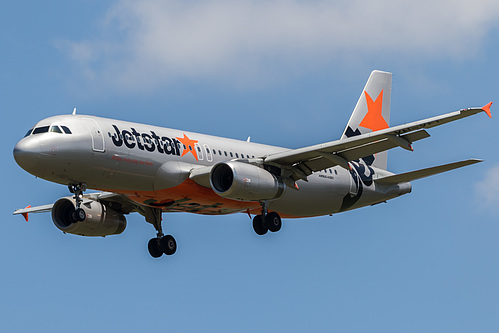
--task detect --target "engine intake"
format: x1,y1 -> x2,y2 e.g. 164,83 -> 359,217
52,198 -> 126,236
210,161 -> 284,201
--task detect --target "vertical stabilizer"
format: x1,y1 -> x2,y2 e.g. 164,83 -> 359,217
341,70 -> 392,169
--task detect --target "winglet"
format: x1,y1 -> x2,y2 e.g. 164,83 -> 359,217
482,102 -> 492,118
22,205 -> 31,222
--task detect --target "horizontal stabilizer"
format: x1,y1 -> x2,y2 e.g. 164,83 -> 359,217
375,159 -> 482,185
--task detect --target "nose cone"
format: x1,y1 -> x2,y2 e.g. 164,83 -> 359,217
13,138 -> 40,171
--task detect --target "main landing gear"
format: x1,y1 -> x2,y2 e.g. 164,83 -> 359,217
252,202 -> 282,235
69,183 -> 86,222
145,207 -> 177,258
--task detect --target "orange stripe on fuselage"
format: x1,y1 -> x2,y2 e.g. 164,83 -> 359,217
99,179 -> 261,215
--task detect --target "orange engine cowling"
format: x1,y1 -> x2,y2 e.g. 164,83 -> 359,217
52,198 -> 126,236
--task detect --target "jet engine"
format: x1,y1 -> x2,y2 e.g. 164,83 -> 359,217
52,197 -> 126,236
210,161 -> 284,201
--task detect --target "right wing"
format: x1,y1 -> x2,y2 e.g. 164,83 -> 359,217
263,103 -> 492,181
13,192 -> 139,222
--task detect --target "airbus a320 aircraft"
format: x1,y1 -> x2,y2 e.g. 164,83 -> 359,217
13,71 -> 492,258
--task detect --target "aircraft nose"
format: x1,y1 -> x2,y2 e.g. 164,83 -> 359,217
13,138 -> 40,171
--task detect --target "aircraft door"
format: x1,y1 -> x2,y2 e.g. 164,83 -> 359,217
194,143 -> 203,160
348,168 -> 360,196
204,144 -> 213,162
83,118 -> 105,152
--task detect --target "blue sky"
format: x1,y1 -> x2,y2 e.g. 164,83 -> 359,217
2,1 -> 499,332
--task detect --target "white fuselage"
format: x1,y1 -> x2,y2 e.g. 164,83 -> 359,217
14,114 -> 411,218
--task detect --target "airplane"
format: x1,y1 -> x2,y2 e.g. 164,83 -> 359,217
13,70 -> 492,258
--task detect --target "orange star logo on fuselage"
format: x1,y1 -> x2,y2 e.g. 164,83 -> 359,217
176,133 -> 199,161
359,90 -> 389,132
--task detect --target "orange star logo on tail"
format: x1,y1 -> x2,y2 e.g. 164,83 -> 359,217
359,90 -> 389,132
176,133 -> 199,161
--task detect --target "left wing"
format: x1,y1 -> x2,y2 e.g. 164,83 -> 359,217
264,103 -> 492,181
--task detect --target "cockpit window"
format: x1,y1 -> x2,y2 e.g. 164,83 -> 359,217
61,126 -> 72,134
24,128 -> 33,137
50,125 -> 63,133
32,126 -> 50,134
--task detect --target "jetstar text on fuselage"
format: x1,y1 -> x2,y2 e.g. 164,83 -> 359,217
110,125 -> 186,157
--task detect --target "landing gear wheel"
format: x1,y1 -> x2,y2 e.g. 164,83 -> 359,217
266,212 -> 281,232
148,238 -> 163,258
75,208 -> 86,221
71,208 -> 86,222
160,235 -> 177,255
253,215 -> 268,235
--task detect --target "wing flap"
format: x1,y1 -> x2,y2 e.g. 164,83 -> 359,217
375,159 -> 482,185
339,129 -> 430,162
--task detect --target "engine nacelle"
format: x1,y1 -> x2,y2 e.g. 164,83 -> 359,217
210,161 -> 284,201
52,198 -> 126,237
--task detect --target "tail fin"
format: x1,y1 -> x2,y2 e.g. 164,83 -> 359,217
341,70 -> 392,169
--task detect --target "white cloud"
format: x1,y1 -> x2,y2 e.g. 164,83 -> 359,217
61,0 -> 499,91
475,164 -> 499,211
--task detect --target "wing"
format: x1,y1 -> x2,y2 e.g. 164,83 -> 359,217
13,192 -> 139,222
264,104 -> 492,181
13,204 -> 54,221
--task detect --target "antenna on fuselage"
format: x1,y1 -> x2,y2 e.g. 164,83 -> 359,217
246,136 -> 251,142
72,108 -> 77,115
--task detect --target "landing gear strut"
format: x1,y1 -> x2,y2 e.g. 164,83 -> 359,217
252,201 -> 282,235
145,207 -> 176,258
69,183 -> 86,222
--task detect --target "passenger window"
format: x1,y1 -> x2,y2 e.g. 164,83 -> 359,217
230,152 -> 233,157
33,126 -> 49,134
224,151 -> 228,156
219,150 -> 222,155
50,126 -> 63,133
61,126 -> 72,134
235,153 -> 239,158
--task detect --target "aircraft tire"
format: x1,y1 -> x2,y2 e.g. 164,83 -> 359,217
71,208 -> 86,222
253,215 -> 268,235
148,238 -> 163,258
75,208 -> 86,221
266,212 -> 282,232
160,235 -> 177,255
